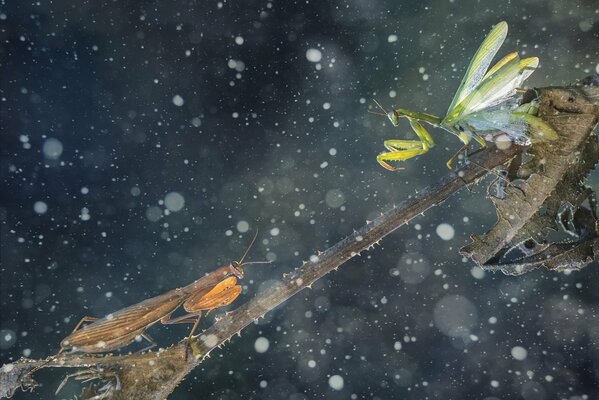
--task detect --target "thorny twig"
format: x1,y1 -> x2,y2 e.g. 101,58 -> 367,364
2,78 -> 596,399
0,144 -> 524,399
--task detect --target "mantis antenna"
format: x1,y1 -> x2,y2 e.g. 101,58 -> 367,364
238,229 -> 259,265
238,229 -> 272,267
372,99 -> 389,115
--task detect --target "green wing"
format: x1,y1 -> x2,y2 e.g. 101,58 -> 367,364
447,56 -> 539,121
445,21 -> 508,118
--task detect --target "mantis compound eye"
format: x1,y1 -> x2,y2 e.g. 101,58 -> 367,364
230,261 -> 244,279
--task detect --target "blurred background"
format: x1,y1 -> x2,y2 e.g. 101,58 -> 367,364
1,0 -> 598,399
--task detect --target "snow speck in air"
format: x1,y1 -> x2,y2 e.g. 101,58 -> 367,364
146,206 -> 162,222
42,138 -> 63,159
325,189 -> 345,208
80,207 -> 91,221
0,329 -> 16,350
470,266 -> 485,279
306,48 -> 322,63
396,256 -> 431,285
191,117 -> 202,127
227,59 -> 245,72
33,201 -> 48,214
237,220 -> 249,233
172,95 -> 184,107
328,375 -> 344,391
436,223 -> 455,240
164,192 -> 185,212
254,337 -> 270,353
234,36 -> 244,45
329,148 -> 337,156
579,19 -> 593,32
270,227 -> 280,236
388,34 -> 398,43
511,346 -> 528,360
433,295 -> 478,337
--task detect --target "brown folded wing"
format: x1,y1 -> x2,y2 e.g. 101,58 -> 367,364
61,289 -> 187,351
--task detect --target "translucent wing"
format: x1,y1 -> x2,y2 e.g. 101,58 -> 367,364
446,21 -> 508,117
463,110 -> 557,144
482,52 -> 518,81
450,56 -> 539,119
464,111 -> 531,144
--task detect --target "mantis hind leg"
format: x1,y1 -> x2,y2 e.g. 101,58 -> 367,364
138,332 -> 157,353
188,316 -> 202,339
446,143 -> 470,172
28,317 -> 96,376
70,316 -> 99,334
445,132 -> 489,192
446,131 -> 488,171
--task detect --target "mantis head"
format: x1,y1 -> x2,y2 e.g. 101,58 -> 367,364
371,99 -> 400,127
230,229 -> 271,279
387,110 -> 400,127
230,261 -> 245,279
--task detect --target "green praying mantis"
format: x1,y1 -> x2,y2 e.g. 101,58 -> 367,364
374,21 -> 558,171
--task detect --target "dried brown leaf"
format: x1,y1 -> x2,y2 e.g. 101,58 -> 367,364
461,80 -> 599,269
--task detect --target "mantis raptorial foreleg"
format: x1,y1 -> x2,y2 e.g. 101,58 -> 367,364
377,118 -> 436,171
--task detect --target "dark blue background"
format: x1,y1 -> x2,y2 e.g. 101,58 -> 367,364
1,0 -> 598,399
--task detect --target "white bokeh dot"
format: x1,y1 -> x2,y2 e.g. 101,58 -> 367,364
328,375 -> 344,391
433,295 -> 478,337
306,48 -> 322,62
511,346 -> 528,360
33,201 -> 48,214
164,192 -> 185,212
436,223 -> 455,240
236,220 -> 249,233
254,337 -> 269,353
42,138 -> 63,159
172,95 -> 184,106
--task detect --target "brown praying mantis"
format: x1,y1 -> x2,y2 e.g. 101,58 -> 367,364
51,231 -> 268,358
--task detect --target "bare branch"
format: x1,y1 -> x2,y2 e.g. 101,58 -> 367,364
7,77 -> 597,399
0,141 -> 523,399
